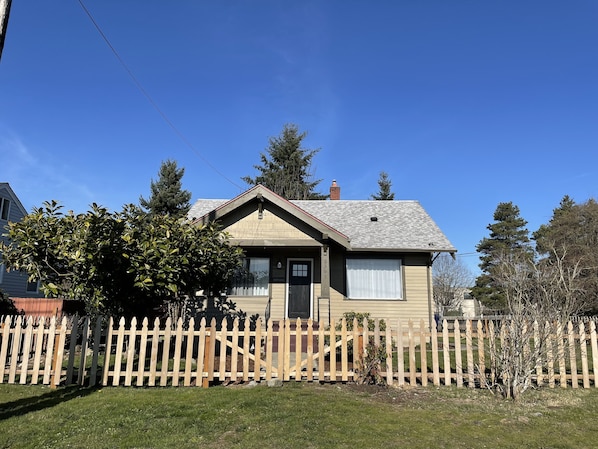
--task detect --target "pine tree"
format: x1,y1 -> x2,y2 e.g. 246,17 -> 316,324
371,171 -> 395,200
471,201 -> 534,309
533,195 -> 576,254
533,196 -> 598,312
242,124 -> 326,200
140,160 -> 192,218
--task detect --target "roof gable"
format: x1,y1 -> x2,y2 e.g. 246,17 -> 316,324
0,183 -> 28,217
190,185 -> 351,248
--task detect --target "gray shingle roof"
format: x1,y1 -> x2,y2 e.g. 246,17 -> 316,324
189,195 -> 455,253
293,200 -> 455,252
189,199 -> 228,220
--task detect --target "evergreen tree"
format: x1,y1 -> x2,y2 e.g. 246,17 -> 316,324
371,171 -> 395,200
471,202 -> 534,310
533,196 -> 598,313
242,123 -> 326,199
533,195 -> 576,254
140,160 -> 191,218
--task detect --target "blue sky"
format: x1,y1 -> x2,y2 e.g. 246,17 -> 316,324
1,1 -> 597,274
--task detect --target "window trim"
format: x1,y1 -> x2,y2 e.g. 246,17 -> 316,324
228,256 -> 270,297
345,257 -> 404,300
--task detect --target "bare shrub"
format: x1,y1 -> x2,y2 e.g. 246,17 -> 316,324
486,245 -> 585,400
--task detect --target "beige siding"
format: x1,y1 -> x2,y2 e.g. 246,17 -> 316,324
324,254 -> 431,330
269,282 -> 287,318
227,296 -> 270,318
225,210 -> 311,241
258,256 -> 432,330
239,253 -> 432,328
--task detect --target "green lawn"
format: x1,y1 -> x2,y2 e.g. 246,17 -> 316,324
1,383 -> 598,448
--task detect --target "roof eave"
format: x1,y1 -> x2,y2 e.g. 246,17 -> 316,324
348,247 -> 457,254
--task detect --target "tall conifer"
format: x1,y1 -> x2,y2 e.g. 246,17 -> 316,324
242,124 -> 326,200
471,202 -> 534,309
371,171 -> 395,200
140,160 -> 191,218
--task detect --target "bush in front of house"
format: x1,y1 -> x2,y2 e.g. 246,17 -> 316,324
0,289 -> 21,316
328,311 -> 389,362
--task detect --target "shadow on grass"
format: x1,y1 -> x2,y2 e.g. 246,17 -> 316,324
0,385 -> 99,421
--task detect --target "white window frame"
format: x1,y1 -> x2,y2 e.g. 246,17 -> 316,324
346,258 -> 404,300
229,257 -> 270,296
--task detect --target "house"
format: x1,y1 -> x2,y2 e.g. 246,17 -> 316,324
434,287 -> 481,319
189,181 -> 456,330
0,183 -> 44,299
459,289 -> 481,318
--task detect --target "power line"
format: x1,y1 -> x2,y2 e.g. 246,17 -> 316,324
77,0 -> 243,191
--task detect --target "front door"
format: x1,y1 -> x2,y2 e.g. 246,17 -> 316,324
287,260 -> 312,319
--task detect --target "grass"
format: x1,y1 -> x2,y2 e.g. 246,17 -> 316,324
1,383 -> 598,448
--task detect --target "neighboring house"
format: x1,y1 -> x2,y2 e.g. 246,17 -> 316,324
189,182 -> 456,330
460,289 -> 481,318
0,183 -> 43,299
435,287 -> 480,318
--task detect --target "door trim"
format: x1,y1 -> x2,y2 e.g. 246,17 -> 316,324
285,258 -> 314,319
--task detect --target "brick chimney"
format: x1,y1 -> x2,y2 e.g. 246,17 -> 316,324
330,180 -> 340,200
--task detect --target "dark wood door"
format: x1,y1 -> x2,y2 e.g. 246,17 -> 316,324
288,260 -> 311,319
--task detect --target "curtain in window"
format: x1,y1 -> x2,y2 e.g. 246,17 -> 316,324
346,259 -> 402,299
230,257 -> 270,296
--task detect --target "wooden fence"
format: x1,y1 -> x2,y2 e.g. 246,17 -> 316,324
1,314 -> 598,389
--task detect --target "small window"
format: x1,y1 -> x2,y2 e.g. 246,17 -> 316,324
26,279 -> 40,293
346,258 -> 403,300
0,263 -> 4,283
0,198 -> 10,221
292,263 -> 308,277
229,257 -> 270,296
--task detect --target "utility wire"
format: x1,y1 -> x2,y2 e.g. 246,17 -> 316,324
456,252 -> 478,257
77,0 -> 243,191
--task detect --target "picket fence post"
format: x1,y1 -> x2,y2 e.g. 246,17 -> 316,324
579,322 -> 590,388
31,316 -> 46,385
395,320 -> 405,386
476,320 -> 485,386
254,317 -> 262,382
124,317 -> 138,387
454,320 -> 463,388
590,321 -> 598,388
